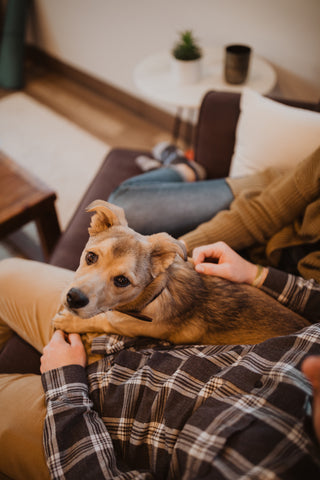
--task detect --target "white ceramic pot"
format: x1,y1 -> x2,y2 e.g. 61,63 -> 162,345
171,57 -> 202,85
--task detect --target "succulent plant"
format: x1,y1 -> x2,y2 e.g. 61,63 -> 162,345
172,30 -> 202,61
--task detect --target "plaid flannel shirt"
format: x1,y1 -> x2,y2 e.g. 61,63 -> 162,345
42,268 -> 320,479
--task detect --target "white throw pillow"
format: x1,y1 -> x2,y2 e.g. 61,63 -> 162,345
229,88 -> 320,178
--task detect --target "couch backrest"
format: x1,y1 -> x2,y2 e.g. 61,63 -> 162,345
194,90 -> 320,179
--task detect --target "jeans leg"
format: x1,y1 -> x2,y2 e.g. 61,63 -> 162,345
113,167 -> 184,186
109,169 -> 234,237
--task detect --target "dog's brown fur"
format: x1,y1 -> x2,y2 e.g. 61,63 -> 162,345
54,200 -> 310,350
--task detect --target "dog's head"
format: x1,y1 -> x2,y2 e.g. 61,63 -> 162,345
65,200 -> 187,318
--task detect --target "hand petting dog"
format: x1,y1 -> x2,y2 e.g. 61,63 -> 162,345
193,241 -> 268,286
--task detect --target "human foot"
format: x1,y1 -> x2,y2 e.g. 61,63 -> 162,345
135,155 -> 162,172
136,141 -> 206,181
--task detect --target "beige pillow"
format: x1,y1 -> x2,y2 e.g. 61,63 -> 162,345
229,88 -> 320,178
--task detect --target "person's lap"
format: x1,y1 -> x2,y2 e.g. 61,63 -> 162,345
0,259 -> 74,479
0,255 -> 320,477
0,169 -> 233,478
0,373 -> 50,479
0,258 -> 74,352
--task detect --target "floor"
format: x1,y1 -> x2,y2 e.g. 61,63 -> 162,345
2,60 -> 172,150
0,60 -> 173,260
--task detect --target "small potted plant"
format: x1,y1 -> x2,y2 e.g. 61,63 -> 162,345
171,30 -> 202,85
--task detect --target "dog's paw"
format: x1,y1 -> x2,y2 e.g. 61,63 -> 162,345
52,308 -> 79,332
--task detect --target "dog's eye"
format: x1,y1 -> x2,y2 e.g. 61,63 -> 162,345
114,275 -> 131,288
85,251 -> 98,265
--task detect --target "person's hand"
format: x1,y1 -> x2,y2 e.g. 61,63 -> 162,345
40,330 -> 87,373
192,241 -> 267,285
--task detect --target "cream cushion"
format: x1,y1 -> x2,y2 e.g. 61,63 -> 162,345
229,88 -> 320,178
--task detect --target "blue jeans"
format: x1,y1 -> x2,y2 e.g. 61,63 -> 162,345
108,168 -> 234,237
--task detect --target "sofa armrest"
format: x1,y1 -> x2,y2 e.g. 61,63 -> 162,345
194,91 -> 241,179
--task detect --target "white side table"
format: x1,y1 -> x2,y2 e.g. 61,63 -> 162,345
134,47 -> 277,142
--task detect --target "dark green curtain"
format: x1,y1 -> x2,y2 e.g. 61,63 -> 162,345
0,0 -> 29,89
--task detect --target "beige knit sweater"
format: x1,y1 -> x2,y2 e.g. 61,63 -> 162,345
180,146 -> 320,281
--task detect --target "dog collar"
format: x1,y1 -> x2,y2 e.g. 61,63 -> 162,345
115,274 -> 167,322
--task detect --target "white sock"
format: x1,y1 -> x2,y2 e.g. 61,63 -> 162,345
135,155 -> 162,172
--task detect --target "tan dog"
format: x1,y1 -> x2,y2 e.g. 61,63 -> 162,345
54,200 -> 310,354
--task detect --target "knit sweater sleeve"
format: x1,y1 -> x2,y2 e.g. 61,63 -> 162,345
180,147 -> 320,253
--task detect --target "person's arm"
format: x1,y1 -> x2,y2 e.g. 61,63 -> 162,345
181,147 -> 320,253
193,242 -> 320,323
260,267 -> 320,324
41,331 -> 154,479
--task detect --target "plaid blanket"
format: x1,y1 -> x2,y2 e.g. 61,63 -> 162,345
42,269 -> 320,479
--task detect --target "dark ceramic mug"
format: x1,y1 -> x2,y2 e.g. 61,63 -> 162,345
224,44 -> 252,84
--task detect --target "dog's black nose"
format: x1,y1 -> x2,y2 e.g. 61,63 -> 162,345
66,288 -> 89,309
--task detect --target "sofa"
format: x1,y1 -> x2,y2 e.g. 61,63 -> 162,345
0,90 -> 319,375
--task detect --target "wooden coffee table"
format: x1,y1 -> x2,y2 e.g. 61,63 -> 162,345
0,151 -> 61,260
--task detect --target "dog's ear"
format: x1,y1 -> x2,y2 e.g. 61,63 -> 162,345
86,200 -> 128,235
149,232 -> 187,276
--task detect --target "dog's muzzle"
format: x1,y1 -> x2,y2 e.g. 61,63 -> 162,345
66,288 -> 89,310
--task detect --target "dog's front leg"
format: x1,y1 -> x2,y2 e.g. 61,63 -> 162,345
52,309 -> 158,338
52,308 -> 115,334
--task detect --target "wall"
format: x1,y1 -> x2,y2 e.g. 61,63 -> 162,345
26,0 -> 320,107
